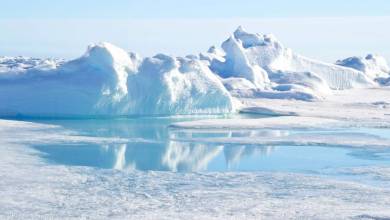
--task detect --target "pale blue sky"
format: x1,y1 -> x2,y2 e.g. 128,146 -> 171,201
1,1 -> 389,62
2,0 -> 390,18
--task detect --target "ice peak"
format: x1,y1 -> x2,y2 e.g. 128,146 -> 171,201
233,25 -> 246,35
84,42 -> 133,69
231,26 -> 281,49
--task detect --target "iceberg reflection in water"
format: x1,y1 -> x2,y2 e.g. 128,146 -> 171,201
31,117 -> 390,173
33,140 -> 276,172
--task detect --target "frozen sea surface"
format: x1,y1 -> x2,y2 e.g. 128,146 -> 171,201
1,116 -> 390,219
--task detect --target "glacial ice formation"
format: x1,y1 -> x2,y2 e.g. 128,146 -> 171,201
205,26 -> 377,100
125,54 -> 236,115
0,27 -> 389,116
0,43 -> 236,116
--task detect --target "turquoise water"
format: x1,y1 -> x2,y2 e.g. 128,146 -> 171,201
28,116 -> 390,174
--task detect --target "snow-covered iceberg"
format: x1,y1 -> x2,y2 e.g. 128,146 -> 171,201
204,26 -> 376,100
0,43 -> 236,116
125,54 -> 236,115
1,27 -> 388,116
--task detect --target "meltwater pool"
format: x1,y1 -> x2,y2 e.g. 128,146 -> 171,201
26,116 -> 390,174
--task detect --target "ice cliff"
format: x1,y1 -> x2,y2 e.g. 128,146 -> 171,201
0,27 -> 388,116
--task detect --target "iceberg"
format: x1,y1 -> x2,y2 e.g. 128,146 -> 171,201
0,27 -> 388,116
206,26 -> 376,100
0,43 -> 236,116
124,54 -> 236,115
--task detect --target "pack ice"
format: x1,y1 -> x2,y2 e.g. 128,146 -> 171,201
0,27 -> 389,116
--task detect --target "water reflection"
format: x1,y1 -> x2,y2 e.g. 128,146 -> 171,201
224,145 -> 275,168
34,129 -> 278,171
31,117 -> 390,172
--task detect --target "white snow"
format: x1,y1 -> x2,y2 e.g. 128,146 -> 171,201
243,88 -> 390,126
173,87 -> 390,131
